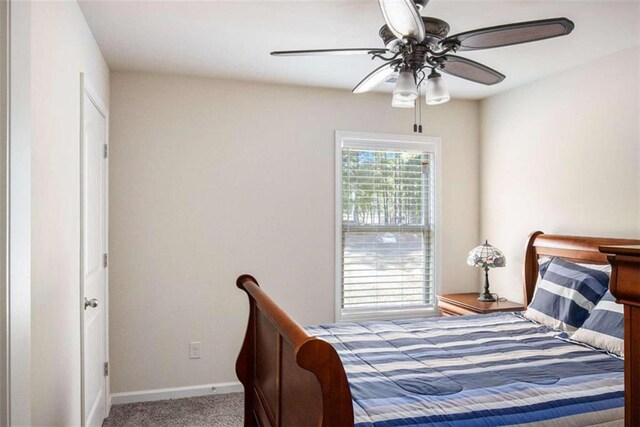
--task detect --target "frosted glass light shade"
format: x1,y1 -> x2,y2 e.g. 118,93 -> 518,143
393,70 -> 418,101
426,71 -> 450,105
391,95 -> 415,108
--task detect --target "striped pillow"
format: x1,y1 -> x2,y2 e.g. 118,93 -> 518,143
538,256 -> 612,275
571,291 -> 624,356
525,257 -> 609,333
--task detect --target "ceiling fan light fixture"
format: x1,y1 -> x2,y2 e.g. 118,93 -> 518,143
393,69 -> 418,101
426,69 -> 450,105
392,95 -> 415,108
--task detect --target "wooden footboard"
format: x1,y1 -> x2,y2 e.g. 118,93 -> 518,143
235,275 -> 354,427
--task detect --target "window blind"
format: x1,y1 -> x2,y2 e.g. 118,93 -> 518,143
341,147 -> 435,314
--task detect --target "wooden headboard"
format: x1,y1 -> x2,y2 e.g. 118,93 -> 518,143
522,231 -> 640,308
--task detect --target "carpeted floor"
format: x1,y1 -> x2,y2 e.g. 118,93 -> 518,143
102,393 -> 244,426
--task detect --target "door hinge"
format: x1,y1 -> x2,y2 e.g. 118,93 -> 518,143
103,144 -> 108,159
104,362 -> 109,376
103,253 -> 108,269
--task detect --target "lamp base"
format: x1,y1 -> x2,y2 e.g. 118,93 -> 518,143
477,292 -> 497,302
478,268 -> 497,302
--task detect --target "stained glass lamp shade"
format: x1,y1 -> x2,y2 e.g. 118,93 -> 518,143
467,240 -> 506,302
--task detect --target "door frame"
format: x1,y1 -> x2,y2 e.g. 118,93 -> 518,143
3,1 -> 32,425
79,73 -> 110,425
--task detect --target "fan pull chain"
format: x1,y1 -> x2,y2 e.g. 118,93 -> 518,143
418,86 -> 423,133
413,97 -> 418,133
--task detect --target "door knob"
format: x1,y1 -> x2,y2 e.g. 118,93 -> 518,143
84,297 -> 99,310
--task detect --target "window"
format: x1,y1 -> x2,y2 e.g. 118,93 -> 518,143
335,132 -> 440,321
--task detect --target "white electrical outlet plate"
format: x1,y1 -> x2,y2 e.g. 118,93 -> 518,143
189,341 -> 202,359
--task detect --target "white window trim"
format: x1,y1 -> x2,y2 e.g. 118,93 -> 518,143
334,131 -> 442,323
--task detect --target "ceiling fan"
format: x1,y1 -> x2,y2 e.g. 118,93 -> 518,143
271,0 -> 574,110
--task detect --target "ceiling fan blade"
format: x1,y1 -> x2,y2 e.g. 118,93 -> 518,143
353,60 -> 400,94
378,0 -> 425,42
441,18 -> 574,51
440,55 -> 505,85
271,48 -> 388,56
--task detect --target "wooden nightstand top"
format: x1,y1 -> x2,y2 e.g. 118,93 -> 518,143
437,293 -> 525,316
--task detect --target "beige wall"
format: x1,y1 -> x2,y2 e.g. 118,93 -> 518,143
480,47 -> 640,303
108,72 -> 481,393
31,1 -> 109,424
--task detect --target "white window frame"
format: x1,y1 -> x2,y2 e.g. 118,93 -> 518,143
335,131 -> 442,322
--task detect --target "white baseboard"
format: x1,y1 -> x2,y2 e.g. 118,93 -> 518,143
110,381 -> 243,405
106,393 -> 112,417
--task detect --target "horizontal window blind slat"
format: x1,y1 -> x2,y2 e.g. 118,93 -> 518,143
344,279 -> 433,284
344,169 -> 425,174
342,290 -> 432,296
344,299 -> 428,307
344,270 -> 431,276
342,304 -> 434,313
344,277 -> 433,281
343,263 -> 430,268
344,277 -> 433,282
344,294 -> 429,301
344,282 -> 431,287
341,227 -> 431,232
342,286 -> 432,293
343,273 -> 430,279
342,281 -> 428,288
343,180 -> 426,185
343,246 -> 432,250
343,260 -> 430,265
345,198 -> 423,203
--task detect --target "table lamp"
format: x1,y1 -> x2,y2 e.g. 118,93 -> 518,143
467,240 -> 506,302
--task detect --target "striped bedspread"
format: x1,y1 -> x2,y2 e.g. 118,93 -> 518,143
306,313 -> 623,426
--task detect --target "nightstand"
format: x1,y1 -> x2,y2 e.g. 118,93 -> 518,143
437,293 -> 524,316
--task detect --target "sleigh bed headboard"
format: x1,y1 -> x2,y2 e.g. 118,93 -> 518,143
522,231 -> 640,308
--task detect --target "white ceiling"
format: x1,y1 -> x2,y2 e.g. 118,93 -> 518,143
79,0 -> 640,100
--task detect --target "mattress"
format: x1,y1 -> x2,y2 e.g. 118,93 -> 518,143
306,312 -> 624,426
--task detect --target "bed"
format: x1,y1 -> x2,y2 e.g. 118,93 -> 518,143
235,232 -> 640,426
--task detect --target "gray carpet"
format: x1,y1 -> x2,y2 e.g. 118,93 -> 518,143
103,393 -> 244,427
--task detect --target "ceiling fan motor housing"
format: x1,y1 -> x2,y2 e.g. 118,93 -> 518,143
379,17 -> 450,50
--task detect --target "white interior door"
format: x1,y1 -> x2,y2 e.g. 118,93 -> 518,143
81,75 -> 108,427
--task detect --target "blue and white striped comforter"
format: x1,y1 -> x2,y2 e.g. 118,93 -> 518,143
306,313 -> 623,426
